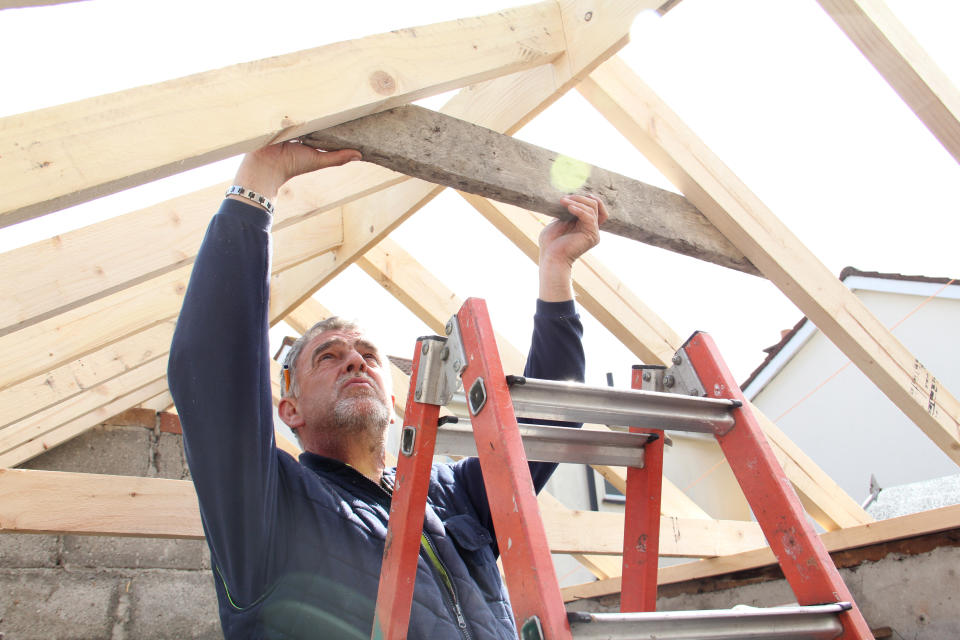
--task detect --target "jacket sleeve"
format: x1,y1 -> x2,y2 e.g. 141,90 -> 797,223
167,199 -> 281,608
453,299 -> 585,541
523,299 -> 586,492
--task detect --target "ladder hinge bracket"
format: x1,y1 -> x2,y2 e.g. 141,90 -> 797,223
413,316 -> 469,406
664,350 -> 707,399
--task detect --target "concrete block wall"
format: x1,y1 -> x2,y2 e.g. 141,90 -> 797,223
567,532 -> 960,640
0,411 -> 222,639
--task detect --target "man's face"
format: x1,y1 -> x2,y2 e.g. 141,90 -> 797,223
290,328 -> 391,440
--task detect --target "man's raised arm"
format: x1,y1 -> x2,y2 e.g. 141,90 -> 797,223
166,143 -> 360,609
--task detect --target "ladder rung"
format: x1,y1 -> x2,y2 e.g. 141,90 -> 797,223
435,422 -> 655,467
567,603 -> 851,640
449,378 -> 738,434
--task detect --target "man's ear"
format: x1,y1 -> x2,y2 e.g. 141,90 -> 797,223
278,396 -> 305,430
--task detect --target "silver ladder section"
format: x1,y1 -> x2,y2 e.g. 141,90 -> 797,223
565,603 -> 852,640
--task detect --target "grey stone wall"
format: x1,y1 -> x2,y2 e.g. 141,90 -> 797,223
567,535 -> 960,640
0,418 -> 222,640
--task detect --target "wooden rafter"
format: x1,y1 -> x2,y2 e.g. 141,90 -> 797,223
267,0 -> 663,319
460,195 -> 872,530
0,321 -> 174,429
817,0 -> 960,165
0,467 -> 764,558
0,211 -> 342,391
0,189 -> 342,335
562,502 -> 960,601
0,0 -> 653,465
355,233 -> 726,524
578,55 -> 960,466
0,2 -> 567,227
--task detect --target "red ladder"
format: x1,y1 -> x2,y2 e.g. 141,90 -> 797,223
372,298 -> 872,639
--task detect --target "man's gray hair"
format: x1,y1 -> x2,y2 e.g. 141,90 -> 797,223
280,316 -> 361,398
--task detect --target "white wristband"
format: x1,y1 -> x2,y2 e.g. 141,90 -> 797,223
225,185 -> 275,215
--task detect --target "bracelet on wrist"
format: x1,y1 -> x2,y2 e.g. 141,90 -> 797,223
225,185 -> 275,215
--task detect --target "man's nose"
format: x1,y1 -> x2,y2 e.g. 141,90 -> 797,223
344,349 -> 366,373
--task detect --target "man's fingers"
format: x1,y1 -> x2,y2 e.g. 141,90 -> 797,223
560,194 -> 604,226
314,148 -> 362,168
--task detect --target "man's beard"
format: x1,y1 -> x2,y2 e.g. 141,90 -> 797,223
333,391 -> 390,437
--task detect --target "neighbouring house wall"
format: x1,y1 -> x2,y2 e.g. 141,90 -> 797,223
566,530 -> 960,640
749,293 -> 960,499
0,414 -> 221,640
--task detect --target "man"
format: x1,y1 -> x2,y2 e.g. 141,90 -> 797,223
168,141 -> 608,639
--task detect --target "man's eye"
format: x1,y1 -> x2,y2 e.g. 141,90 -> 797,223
364,354 -> 379,364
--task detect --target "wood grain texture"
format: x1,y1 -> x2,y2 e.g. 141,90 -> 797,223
461,194 -> 870,530
303,105 -> 759,275
355,233 -> 717,522
0,469 -> 202,538
0,321 -> 175,429
0,0 -> 648,462
817,0 -> 960,164
0,2 -> 565,226
580,55 -> 960,466
561,503 -> 960,601
540,507 -> 767,557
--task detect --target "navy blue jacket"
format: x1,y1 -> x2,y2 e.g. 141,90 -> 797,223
168,199 -> 585,639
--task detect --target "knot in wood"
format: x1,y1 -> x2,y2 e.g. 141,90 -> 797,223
369,70 -> 397,96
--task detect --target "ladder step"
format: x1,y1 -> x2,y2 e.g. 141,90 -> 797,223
448,377 -> 738,434
436,421 -> 657,467
566,603 -> 851,640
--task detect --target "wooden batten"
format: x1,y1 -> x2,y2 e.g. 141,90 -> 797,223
561,503 -> 960,602
461,194 -> 870,530
0,2 -> 567,227
579,56 -> 960,466
817,0 -> 960,165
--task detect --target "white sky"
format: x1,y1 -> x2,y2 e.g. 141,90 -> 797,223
1,0 -> 958,388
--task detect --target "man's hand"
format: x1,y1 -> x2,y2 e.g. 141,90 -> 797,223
538,194 -> 609,302
229,142 -> 362,203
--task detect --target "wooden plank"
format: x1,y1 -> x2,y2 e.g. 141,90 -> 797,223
303,105 -> 759,275
0,266 -> 187,391
283,296 -> 334,336
356,234 -> 720,522
561,503 -> 960,602
0,357 -> 168,457
461,194 -> 680,365
0,468 -> 203,538
3,0 -> 654,379
580,56 -> 960,466
356,237 -> 527,371
462,194 -> 871,529
0,376 -> 169,467
0,321 -> 175,429
0,0 -> 86,8
588,454 -> 710,521
817,0 -> 960,164
0,209 -> 342,390
0,0 -> 656,464
137,391 -> 175,414
0,172 -> 354,336
0,2 -> 566,226
0,467 -> 767,559
540,507 -> 768,557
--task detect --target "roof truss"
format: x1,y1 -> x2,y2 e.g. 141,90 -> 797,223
1,0 -> 957,596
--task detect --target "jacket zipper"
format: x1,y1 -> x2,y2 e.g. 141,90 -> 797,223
422,531 -> 474,640
377,477 -> 474,640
